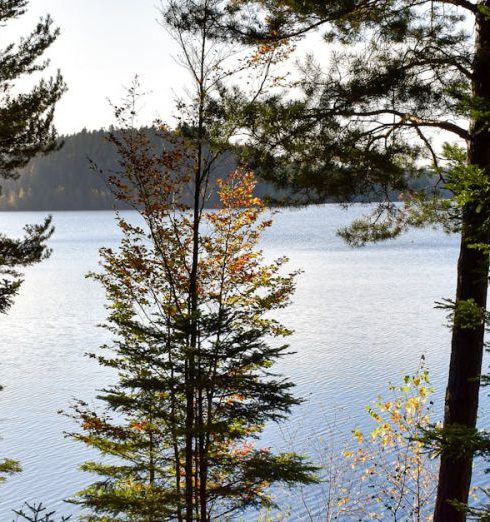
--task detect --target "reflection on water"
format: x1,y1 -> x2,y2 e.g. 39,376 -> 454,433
0,206 -> 487,519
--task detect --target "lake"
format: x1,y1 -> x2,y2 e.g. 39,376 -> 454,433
0,206 -> 488,520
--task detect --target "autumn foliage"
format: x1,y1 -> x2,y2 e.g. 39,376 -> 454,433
67,98 -> 316,520
317,360 -> 438,521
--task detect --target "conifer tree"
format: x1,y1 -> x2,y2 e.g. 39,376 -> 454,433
0,0 -> 64,484
68,2 -> 316,519
0,0 -> 64,312
221,0 -> 490,518
70,164 -> 315,521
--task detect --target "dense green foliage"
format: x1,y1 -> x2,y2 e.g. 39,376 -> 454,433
0,126 -> 440,212
0,129 -> 118,211
0,1 -> 64,178
226,0 -> 477,219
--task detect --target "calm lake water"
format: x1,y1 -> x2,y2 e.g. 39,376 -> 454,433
0,206 -> 488,520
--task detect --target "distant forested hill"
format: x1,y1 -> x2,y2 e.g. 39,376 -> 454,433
0,128 -> 438,211
0,129 -> 120,210
0,128 -> 284,211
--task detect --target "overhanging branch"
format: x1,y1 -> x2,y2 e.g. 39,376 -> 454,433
325,109 -> 470,141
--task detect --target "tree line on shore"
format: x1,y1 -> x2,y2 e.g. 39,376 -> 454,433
0,128 -> 286,211
0,127 -> 434,212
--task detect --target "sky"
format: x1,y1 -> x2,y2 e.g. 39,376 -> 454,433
12,0 -> 189,135
14,1 -> 470,141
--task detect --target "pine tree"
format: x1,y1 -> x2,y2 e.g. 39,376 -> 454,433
0,0 -> 65,313
221,0 -> 490,518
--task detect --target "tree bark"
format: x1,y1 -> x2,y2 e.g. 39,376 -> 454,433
434,4 -> 490,520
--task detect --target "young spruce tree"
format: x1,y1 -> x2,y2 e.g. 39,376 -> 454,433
68,2 -> 316,520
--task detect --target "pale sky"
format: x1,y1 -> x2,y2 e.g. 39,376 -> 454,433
13,1 -> 469,144
13,0 -> 188,135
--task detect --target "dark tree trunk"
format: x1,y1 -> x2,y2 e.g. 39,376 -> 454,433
185,168 -> 201,521
434,4 -> 490,520
434,219 -> 489,521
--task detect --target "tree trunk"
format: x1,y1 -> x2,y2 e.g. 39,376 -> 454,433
185,169 -> 201,520
434,4 -> 490,520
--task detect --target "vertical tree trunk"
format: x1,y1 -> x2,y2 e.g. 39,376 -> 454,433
434,4 -> 490,520
186,50 -> 207,516
185,166 -> 202,520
